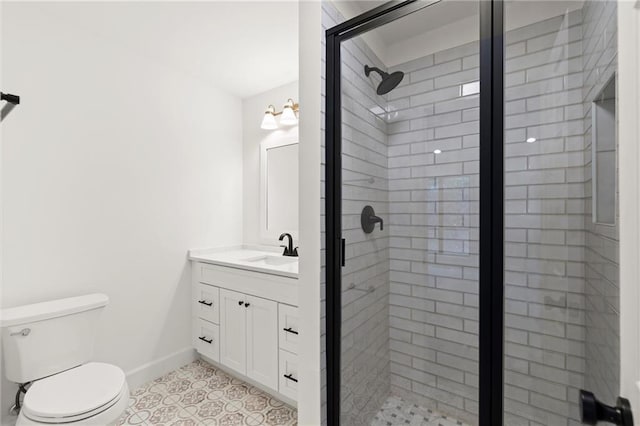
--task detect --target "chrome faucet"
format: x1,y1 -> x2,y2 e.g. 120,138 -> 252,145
279,233 -> 299,257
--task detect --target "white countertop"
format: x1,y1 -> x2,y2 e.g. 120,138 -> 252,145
188,246 -> 298,279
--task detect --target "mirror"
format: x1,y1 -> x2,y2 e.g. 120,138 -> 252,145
592,75 -> 616,225
260,140 -> 299,242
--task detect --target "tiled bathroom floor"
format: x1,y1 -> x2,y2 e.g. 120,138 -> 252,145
119,359 -> 297,425
370,396 -> 469,426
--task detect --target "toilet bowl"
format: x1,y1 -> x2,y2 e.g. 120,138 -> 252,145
17,363 -> 129,426
1,294 -> 129,425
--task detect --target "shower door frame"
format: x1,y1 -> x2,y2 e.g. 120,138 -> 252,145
324,1 -> 505,425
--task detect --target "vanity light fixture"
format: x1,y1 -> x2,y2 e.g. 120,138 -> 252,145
260,98 -> 299,129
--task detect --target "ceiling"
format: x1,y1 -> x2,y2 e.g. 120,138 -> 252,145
337,1 -> 479,46
22,1 -> 299,99
332,0 -> 583,66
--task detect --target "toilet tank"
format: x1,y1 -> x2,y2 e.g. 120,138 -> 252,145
1,294 -> 109,383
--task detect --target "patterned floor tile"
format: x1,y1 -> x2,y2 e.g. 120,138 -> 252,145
119,360 -> 297,425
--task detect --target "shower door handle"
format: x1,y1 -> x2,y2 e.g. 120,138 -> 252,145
340,238 -> 346,267
580,390 -> 634,425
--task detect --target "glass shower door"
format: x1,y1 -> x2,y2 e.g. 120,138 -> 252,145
331,1 -> 481,424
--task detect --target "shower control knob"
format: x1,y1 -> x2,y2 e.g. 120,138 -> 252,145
580,390 -> 634,426
361,205 -> 383,233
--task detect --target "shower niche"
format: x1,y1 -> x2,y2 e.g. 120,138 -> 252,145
592,75 -> 617,225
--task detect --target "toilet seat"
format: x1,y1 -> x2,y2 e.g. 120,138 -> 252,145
21,362 -> 127,424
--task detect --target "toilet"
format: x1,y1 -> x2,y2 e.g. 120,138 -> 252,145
1,294 -> 129,425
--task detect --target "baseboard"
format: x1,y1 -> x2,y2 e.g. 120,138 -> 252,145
125,347 -> 197,390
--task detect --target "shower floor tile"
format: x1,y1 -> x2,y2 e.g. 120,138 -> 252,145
371,396 -> 469,426
118,359 -> 297,425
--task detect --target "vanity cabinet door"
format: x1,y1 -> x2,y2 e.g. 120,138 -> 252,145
219,288 -> 247,375
245,295 -> 278,390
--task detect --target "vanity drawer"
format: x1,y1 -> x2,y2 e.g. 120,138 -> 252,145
278,304 -> 299,354
193,283 -> 219,324
193,318 -> 220,362
278,349 -> 298,400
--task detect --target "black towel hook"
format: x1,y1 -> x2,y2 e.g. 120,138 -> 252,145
1,92 -> 20,122
1,92 -> 20,105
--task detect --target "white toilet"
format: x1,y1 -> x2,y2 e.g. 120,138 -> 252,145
1,294 -> 129,425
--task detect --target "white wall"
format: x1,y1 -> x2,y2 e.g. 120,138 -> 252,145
297,2 -> 324,424
618,0 -> 640,418
0,2 -> 243,419
242,81 -> 299,246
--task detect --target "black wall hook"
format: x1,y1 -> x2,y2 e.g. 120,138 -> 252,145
1,92 -> 20,122
1,92 -> 20,105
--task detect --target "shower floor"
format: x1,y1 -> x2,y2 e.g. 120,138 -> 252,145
371,396 -> 469,426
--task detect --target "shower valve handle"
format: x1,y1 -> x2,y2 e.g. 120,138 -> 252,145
361,205 -> 383,233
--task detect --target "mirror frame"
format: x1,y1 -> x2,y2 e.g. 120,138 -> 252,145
259,139 -> 299,244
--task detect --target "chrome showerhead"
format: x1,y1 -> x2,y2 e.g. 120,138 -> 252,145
364,65 -> 404,95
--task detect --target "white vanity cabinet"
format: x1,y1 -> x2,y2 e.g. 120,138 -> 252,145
190,259 -> 298,404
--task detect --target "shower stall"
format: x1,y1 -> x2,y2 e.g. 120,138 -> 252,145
323,0 -> 625,425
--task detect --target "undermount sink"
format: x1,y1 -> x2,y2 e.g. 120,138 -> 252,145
242,255 -> 298,266
189,248 -> 299,278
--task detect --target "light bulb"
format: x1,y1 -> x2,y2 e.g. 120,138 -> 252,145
280,106 -> 297,125
280,99 -> 298,126
261,105 -> 277,130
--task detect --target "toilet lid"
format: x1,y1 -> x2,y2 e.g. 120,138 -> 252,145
23,362 -> 126,419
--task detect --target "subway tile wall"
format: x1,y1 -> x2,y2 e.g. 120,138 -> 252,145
385,9 -> 593,425
386,40 -> 481,425
502,10 -> 587,426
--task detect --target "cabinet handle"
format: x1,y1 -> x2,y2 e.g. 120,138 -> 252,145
198,300 -> 213,307
284,374 -> 298,383
238,300 -> 244,305
244,302 -> 250,307
283,327 -> 299,335
198,336 -> 213,344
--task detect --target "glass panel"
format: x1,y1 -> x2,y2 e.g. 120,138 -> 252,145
503,1 -> 619,424
335,1 -> 480,424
